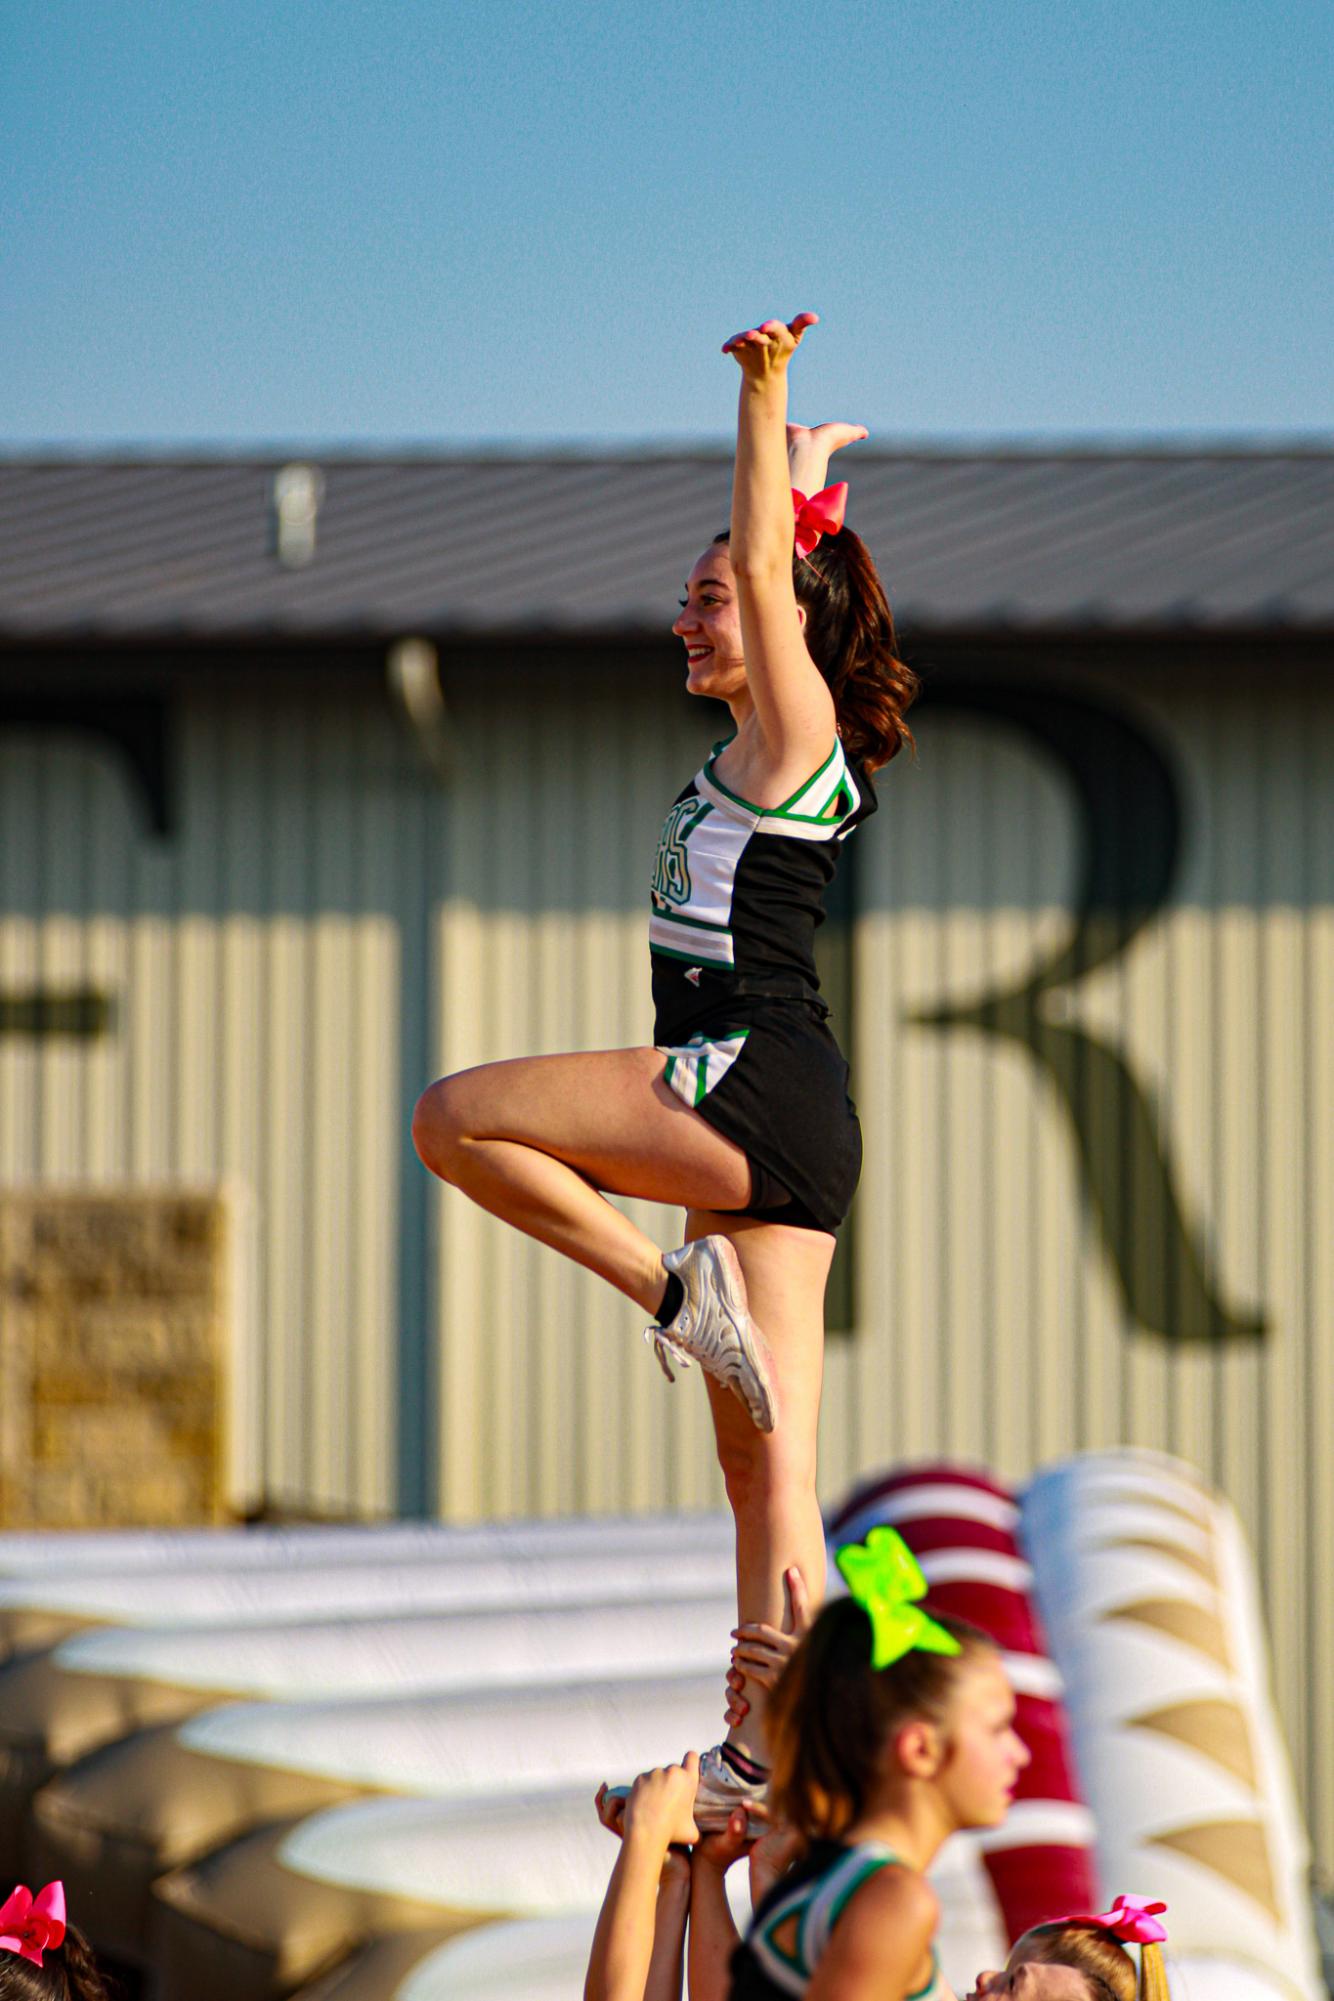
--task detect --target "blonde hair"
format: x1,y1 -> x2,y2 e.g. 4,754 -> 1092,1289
1018,1924 -> 1170,2001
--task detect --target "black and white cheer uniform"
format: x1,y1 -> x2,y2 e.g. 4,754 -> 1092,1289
650,736 -> 876,1233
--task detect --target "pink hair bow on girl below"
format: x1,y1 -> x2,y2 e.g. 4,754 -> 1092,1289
0,1881 -> 66,1966
1063,1894 -> 1168,1946
792,483 -> 848,559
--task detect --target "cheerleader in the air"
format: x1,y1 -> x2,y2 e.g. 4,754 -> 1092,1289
413,311 -> 918,1825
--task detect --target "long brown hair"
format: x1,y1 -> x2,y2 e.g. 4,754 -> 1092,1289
765,1594 -> 995,1841
0,1928 -> 114,2001
1017,1923 -> 1170,2001
714,526 -> 919,771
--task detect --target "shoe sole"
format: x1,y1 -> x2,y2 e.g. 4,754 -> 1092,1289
707,1236 -> 778,1433
692,1789 -> 770,1835
605,1780 -> 767,1838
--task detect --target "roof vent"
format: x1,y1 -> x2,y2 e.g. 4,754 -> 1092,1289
272,463 -> 325,567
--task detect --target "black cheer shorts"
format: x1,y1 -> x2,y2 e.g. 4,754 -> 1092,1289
657,1002 -> 863,1234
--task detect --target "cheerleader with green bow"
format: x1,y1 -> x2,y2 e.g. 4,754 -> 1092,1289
696,1526 -> 1031,2000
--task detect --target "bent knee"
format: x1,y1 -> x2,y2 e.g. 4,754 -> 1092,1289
411,1076 -> 473,1181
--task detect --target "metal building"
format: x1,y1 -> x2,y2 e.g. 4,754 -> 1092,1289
1,450 -> 1331,1869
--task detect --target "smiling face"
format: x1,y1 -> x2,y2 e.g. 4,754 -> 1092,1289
672,543 -> 747,700
932,1654 -> 1030,1830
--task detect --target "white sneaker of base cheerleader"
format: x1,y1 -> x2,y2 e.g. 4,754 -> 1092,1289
643,1236 -> 778,1433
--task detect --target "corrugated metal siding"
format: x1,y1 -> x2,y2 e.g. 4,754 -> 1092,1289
4,452 -> 1334,639
0,651 -> 1329,1871
0,684 -> 433,1518
832,666 -> 1334,1875
432,671 -> 729,1522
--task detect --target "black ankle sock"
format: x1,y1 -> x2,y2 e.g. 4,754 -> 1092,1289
656,1272 -> 685,1327
720,1742 -> 769,1783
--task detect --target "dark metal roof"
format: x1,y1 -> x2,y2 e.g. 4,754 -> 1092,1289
1,450 -> 1331,642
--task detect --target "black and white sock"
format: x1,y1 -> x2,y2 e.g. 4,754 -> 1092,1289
719,1743 -> 769,1786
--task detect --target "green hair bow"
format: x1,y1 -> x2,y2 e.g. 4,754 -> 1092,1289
835,1526 -> 962,1669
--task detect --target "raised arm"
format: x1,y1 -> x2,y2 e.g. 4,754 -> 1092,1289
644,1855 -> 691,2001
786,421 -> 869,500
585,1759 -> 700,2001
687,1813 -> 749,2001
722,314 -> 838,771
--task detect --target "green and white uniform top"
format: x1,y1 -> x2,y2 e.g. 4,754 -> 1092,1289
730,1838 -> 947,2000
649,736 -> 876,1047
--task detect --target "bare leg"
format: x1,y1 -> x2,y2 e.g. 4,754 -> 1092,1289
688,1210 -> 834,1759
414,1052 -> 828,1755
411,1048 -> 754,1316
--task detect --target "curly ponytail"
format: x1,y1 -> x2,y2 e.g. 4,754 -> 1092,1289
794,527 -> 918,771
713,525 -> 918,771
0,1927 -> 115,2001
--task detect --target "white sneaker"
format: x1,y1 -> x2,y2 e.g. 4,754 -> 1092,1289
644,1236 -> 777,1433
691,1742 -> 771,1834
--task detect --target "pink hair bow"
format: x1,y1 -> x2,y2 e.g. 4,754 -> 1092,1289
1061,1894 -> 1168,1946
0,1881 -> 66,1966
792,483 -> 847,560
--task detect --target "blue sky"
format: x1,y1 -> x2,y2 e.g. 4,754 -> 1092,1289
3,0 -> 1331,448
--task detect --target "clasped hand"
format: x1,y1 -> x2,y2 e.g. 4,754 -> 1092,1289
596,1752 -> 701,1853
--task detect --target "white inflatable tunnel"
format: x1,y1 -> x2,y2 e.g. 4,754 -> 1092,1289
1024,1450 -> 1321,2001
2,1461 -> 1321,2001
0,1581 -> 735,1889
32,1669 -> 722,1963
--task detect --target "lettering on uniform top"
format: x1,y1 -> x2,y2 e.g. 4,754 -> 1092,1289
651,797 -> 714,909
